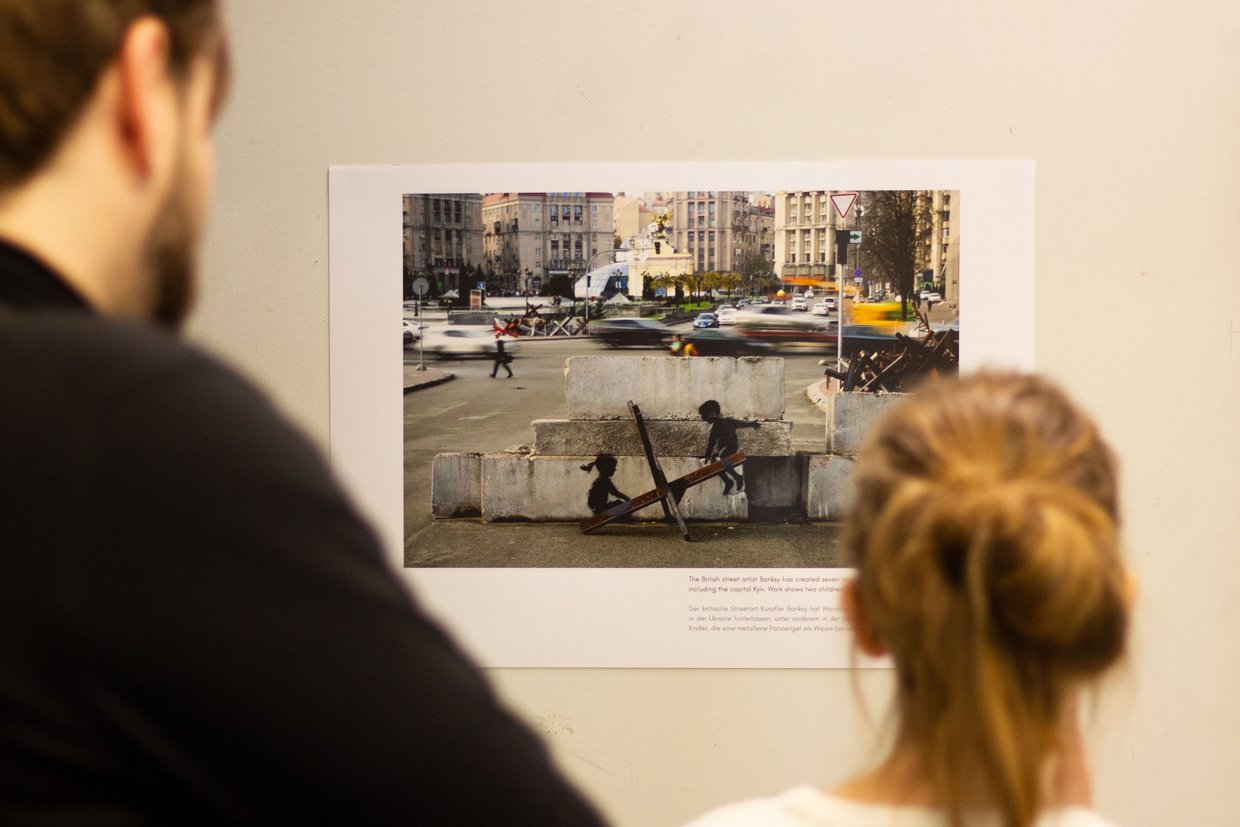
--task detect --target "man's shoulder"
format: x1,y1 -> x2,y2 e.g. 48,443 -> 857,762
0,308 -> 282,426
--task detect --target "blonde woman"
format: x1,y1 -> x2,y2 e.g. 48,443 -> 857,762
686,373 -> 1133,827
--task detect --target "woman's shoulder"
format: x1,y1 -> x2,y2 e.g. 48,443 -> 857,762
682,787 -> 1125,827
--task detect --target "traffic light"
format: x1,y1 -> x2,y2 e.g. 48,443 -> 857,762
835,229 -> 851,266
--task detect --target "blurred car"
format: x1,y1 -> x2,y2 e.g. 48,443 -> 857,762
421,327 -> 517,357
716,306 -> 738,325
591,318 -> 671,348
693,312 -> 720,329
684,329 -> 775,357
791,295 -> 807,311
810,301 -> 829,316
824,296 -> 838,311
734,299 -> 749,309
736,305 -> 813,328
402,318 -> 421,347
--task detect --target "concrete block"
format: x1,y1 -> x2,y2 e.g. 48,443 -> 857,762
529,419 -> 794,458
743,456 -> 803,509
431,453 -> 482,517
480,454 -> 748,522
825,391 -> 910,456
805,454 -> 855,521
564,355 -> 785,421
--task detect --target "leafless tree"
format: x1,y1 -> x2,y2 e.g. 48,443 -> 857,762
859,191 -> 935,318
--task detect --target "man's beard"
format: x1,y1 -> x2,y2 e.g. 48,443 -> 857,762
144,155 -> 201,332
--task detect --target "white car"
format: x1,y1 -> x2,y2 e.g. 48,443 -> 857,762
402,318 -> 422,347
421,327 -> 517,357
791,295 -> 807,311
810,301 -> 828,316
716,306 -> 738,325
824,296 -> 838,311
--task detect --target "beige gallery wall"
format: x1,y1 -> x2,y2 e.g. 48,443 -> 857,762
194,2 -> 1240,825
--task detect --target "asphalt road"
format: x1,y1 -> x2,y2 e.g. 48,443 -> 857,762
403,330 -> 845,568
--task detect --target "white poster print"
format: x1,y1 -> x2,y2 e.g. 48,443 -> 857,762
328,161 -> 1034,668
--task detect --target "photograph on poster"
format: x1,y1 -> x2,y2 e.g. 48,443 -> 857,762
406,189 -> 961,570
329,162 -> 1032,667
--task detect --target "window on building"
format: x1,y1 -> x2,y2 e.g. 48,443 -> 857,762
574,205 -> 583,225
454,202 -> 462,223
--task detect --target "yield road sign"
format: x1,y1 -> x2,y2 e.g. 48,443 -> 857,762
830,192 -> 858,219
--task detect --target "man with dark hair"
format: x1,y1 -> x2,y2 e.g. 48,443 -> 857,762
0,4 -> 606,824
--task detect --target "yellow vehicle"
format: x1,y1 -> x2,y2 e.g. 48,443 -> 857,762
780,276 -> 860,298
848,301 -> 916,331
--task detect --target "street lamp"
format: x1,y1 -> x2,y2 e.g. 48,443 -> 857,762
581,248 -> 621,327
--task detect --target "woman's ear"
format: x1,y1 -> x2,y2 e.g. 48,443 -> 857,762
843,578 -> 886,657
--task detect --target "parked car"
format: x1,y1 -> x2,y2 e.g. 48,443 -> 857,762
421,327 -> 517,357
590,317 -> 671,348
683,329 -> 775,357
716,306 -> 738,325
693,312 -> 720,329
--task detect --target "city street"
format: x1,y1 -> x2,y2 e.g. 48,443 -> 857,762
403,328 -> 848,568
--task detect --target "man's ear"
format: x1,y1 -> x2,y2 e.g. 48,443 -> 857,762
114,17 -> 175,180
843,578 -> 886,657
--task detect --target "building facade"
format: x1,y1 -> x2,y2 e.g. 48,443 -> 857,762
667,191 -> 757,274
923,190 -> 960,303
402,193 -> 484,294
773,191 -> 853,282
482,192 -> 615,293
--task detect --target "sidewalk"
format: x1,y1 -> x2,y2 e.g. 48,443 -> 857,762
403,366 -> 454,393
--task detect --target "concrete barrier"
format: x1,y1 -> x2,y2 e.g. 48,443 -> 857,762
530,418 -> 793,458
804,454 -> 855,521
825,391 -> 909,456
480,454 -> 748,522
431,453 -> 482,517
743,456 -> 803,510
564,355 -> 785,421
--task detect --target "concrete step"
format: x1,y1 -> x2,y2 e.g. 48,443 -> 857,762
530,418 -> 793,458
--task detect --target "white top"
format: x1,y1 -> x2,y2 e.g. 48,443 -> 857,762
683,786 -> 1123,827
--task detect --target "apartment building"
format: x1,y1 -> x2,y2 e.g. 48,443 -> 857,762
402,193 -> 484,294
773,191 -> 851,281
924,190 -> 960,303
667,191 -> 757,273
482,192 -> 615,292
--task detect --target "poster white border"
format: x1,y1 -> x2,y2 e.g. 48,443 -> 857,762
328,161 -> 1034,668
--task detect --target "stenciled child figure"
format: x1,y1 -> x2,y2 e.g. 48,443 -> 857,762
698,400 -> 758,496
580,454 -> 630,515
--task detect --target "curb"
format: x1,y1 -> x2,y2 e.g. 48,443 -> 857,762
805,379 -> 831,412
404,371 -> 455,393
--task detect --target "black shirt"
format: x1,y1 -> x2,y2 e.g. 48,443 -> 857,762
0,240 -> 606,825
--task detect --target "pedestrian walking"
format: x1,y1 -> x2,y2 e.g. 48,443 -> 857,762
669,334 -> 683,356
681,338 -> 699,358
491,337 -> 513,378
